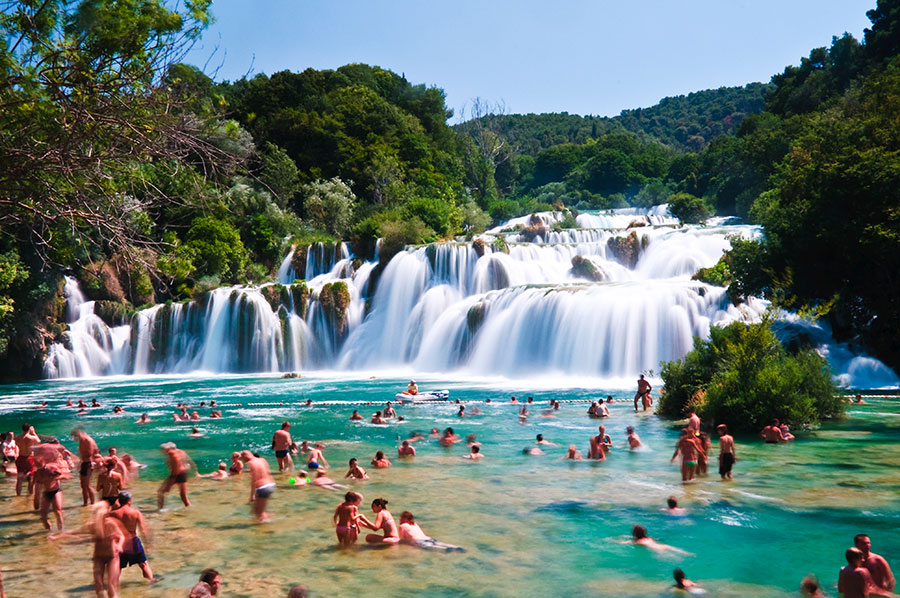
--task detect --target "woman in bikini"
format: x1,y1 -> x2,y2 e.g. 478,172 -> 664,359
333,492 -> 364,547
363,497 -> 400,544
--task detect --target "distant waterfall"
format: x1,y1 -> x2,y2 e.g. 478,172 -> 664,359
42,207 -> 900,387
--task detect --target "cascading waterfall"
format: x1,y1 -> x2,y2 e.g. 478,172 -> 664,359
43,207 -> 900,387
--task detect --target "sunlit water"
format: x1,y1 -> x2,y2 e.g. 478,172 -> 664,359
2,375 -> 899,597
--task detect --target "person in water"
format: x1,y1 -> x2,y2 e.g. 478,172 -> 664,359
855,534 -> 896,592
671,429 -> 705,482
634,375 -> 652,412
563,444 -> 584,460
464,445 -> 483,460
362,497 -> 400,544
761,419 -> 786,443
398,511 -> 464,551
626,426 -> 642,449
406,380 -> 418,395
333,491 -> 364,547
242,450 -> 275,522
398,440 -> 416,457
349,410 -> 363,420
157,442 -> 193,509
271,421 -> 294,472
345,458 -> 369,480
839,547 -> 886,598
371,451 -> 391,468
664,496 -> 687,517
717,424 -> 736,480
383,402 -> 397,418
109,490 -> 155,583
672,568 -> 702,593
629,525 -> 691,556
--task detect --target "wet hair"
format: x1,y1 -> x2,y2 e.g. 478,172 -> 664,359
607,395 -> 613,400
401,440 -> 409,446
667,496 -> 678,509
471,445 -> 480,453
22,423 -> 31,432
199,568 -> 220,584
288,585 -> 310,598
349,458 -> 357,465
846,546 -> 864,564
673,568 -> 685,583
117,490 -> 132,504
801,575 -> 821,594
445,427 -> 454,435
343,491 -> 356,502
399,510 -> 414,522
371,497 -> 388,509
632,525 -> 648,539
536,434 -> 543,441
626,426 -> 634,434
282,421 -> 290,429
375,410 -> 382,416
375,451 -> 384,459
854,533 -> 870,544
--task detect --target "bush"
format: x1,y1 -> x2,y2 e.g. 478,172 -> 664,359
657,320 -> 843,432
403,195 -> 461,238
667,192 -> 712,224
184,216 -> 248,282
300,177 -> 356,237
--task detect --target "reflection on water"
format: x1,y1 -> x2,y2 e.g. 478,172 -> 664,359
1,376 -> 899,597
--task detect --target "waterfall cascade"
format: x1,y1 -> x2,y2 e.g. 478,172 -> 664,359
43,208 -> 900,387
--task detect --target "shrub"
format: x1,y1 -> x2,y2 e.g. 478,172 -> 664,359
667,192 -> 712,224
658,320 -> 842,431
184,216 -> 248,282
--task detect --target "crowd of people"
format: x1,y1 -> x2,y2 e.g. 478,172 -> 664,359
0,380 -> 894,597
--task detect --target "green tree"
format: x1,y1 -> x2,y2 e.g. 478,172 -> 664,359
300,177 -> 356,237
184,217 -> 248,281
667,192 -> 712,223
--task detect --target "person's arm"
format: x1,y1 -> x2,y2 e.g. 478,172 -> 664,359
271,434 -> 277,450
358,513 -> 378,530
671,446 -> 680,462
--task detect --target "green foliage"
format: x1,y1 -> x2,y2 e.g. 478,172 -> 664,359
667,192 -> 712,224
692,258 -> 731,288
300,177 -> 356,238
260,142 -> 302,208
0,250 -> 29,355
375,214 -> 435,265
658,321 -> 843,431
184,217 -> 248,282
403,196 -> 461,238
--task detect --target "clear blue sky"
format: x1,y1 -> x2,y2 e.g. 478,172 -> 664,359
186,0 -> 876,121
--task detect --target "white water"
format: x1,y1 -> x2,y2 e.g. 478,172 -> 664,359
43,208 -> 900,388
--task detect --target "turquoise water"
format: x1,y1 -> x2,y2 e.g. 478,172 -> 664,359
1,375 -> 899,597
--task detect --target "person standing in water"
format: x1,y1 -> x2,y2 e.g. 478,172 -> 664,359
271,422 -> 294,472
671,429 -> 705,482
157,442 -> 193,509
34,458 -> 66,530
717,424 -> 736,480
626,426 -> 642,449
242,451 -> 275,522
634,375 -> 651,412
71,428 -> 97,505
333,491 -> 364,547
109,490 -> 155,583
96,458 -> 125,505
855,534 -> 896,592
839,547 -> 888,598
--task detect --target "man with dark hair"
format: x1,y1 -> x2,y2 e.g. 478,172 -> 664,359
839,547 -> 881,598
855,534 -> 896,592
109,491 -> 154,583
199,569 -> 222,595
717,424 -> 736,480
271,422 -> 293,472
72,428 -> 98,505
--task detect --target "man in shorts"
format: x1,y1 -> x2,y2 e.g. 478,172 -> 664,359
717,424 -> 736,480
72,428 -> 98,505
15,424 -> 41,497
271,421 -> 293,472
109,490 -> 155,582
157,442 -> 192,509
242,451 -> 275,522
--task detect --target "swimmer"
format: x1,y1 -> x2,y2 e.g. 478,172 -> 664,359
398,511 -> 463,551
717,424 -> 736,480
406,431 -> 425,443
629,525 -> 691,556
536,434 -> 557,446
362,497 -> 400,544
209,410 -> 222,418
113,406 -> 123,414
349,410 -> 363,421
429,428 -> 440,439
800,574 -> 825,598
333,491 -> 364,547
398,440 -> 416,457
457,405 -> 465,417
242,450 -> 275,522
853,393 -> 868,404
271,421 -> 294,472
465,434 -> 479,447
157,442 -> 193,509
190,411 -> 201,421
588,425 -> 611,460
371,411 -> 386,424
634,375 -> 652,412
663,496 -> 687,517
855,534 -> 896,591
197,463 -> 230,479
510,395 -> 518,403
135,413 -> 150,424
463,445 -> 483,460
189,427 -> 203,437
91,398 -> 100,408
671,429 -> 705,482
563,444 -> 583,460
310,467 -> 342,489
346,458 -> 369,480
439,428 -> 461,447
672,568 -> 703,593
626,426 -> 642,449
780,423 -> 795,441
761,419 -> 785,443
606,395 -> 614,404
522,447 -> 544,455
383,402 -> 397,418
371,451 -> 391,468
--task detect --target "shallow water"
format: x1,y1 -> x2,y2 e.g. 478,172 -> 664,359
1,375 -> 899,597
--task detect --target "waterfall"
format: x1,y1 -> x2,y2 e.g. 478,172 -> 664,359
43,206 -> 900,386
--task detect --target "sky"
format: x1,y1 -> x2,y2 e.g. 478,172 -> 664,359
185,0 -> 877,121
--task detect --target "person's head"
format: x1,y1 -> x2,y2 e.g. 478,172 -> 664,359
673,568 -> 686,587
536,434 -> 543,442
386,401 -> 392,407
632,525 -> 647,540
189,582 -> 213,598
471,445 -> 480,454
466,434 -> 476,443
846,546 -> 864,566
192,427 -> 199,434
607,395 -> 613,401
231,451 -> 240,460
199,569 -> 222,595
344,491 -> 361,504
717,423 -> 728,435
375,410 -> 382,417
771,418 -> 780,426
240,450 -> 253,462
399,511 -> 414,524
626,426 -> 634,434
445,427 -> 454,435
667,496 -> 678,509
801,575 -> 821,596
315,442 -> 324,449
161,441 -> 176,453
598,425 -> 605,434
287,585 -> 310,598
568,444 -> 576,452
117,490 -> 132,505
401,440 -> 409,447
371,497 -> 388,511
527,396 -> 533,402
105,458 -> 116,470
375,451 -> 384,460
218,462 -> 227,471
352,410 -> 359,415
854,534 -> 871,554
282,421 -> 290,430
409,380 -> 415,385
70,427 -> 81,438
639,374 -> 644,380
